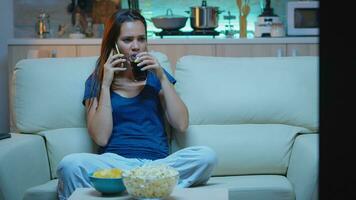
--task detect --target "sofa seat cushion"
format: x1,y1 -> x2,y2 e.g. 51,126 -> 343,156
172,124 -> 309,176
38,128 -> 97,179
23,175 -> 294,200
23,179 -> 58,200
205,175 -> 294,200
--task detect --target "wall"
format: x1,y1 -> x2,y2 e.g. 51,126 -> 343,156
0,0 -> 13,133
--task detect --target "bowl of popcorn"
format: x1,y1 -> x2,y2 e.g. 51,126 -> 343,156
122,164 -> 179,199
89,168 -> 126,194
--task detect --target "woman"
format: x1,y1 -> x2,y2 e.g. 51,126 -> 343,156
57,9 -> 217,200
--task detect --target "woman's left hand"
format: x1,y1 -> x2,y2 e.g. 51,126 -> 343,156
136,52 -> 165,80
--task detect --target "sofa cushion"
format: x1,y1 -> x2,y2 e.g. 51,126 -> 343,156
206,175 -> 294,200
287,134 -> 319,200
175,56 -> 319,131
0,133 -> 50,200
172,124 -> 308,176
38,128 -> 97,179
11,51 -> 172,133
23,179 -> 58,200
11,57 -> 96,133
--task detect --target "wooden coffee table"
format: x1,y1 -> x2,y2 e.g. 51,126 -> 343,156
68,187 -> 228,200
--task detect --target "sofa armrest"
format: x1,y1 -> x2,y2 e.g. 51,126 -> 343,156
287,133 -> 319,200
0,133 -> 51,200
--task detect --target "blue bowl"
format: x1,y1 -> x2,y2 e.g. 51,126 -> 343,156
88,172 -> 126,194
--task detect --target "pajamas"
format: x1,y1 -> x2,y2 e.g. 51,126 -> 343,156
57,146 -> 217,200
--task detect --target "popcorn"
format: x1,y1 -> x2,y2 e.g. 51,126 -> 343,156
123,164 -> 179,199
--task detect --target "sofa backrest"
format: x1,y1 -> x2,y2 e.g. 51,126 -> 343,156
175,56 -> 319,131
10,50 -> 172,133
172,55 -> 319,176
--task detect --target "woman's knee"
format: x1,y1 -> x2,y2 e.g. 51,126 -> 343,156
57,153 -> 91,176
191,146 -> 218,168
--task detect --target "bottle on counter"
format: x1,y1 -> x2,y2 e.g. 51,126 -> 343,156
85,17 -> 94,38
35,9 -> 51,38
69,11 -> 86,39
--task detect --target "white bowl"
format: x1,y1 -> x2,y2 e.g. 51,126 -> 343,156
122,164 -> 179,199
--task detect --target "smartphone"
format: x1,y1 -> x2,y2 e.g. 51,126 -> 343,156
112,43 -> 124,68
113,42 -> 120,55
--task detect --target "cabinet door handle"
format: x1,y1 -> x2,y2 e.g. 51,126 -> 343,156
277,48 -> 283,57
51,49 -> 57,58
292,48 -> 298,56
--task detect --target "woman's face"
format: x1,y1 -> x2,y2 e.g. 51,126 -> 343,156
117,20 -> 147,58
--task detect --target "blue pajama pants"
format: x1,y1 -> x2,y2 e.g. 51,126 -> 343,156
57,146 -> 217,200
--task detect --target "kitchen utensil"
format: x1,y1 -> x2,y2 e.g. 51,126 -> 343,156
236,0 -> 243,14
186,0 -> 224,30
150,9 -> 188,30
239,15 -> 247,38
242,4 -> 250,17
237,1 -> 250,38
224,11 -> 237,38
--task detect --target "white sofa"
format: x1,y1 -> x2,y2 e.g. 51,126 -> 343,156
0,52 -> 319,200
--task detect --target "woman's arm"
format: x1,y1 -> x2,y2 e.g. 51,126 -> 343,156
85,85 -> 113,147
85,53 -> 127,146
159,75 -> 189,133
136,52 -> 189,132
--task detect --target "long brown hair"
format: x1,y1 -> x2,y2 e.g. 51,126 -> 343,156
88,9 -> 147,109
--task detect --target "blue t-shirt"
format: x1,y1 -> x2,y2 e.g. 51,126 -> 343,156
83,68 -> 176,160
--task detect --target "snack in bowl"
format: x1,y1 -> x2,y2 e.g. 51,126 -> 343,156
122,164 -> 179,199
89,168 -> 126,194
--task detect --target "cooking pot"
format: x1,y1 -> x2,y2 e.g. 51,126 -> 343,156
186,0 -> 224,30
150,9 -> 188,30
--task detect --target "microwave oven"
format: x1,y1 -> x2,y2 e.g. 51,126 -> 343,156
287,1 -> 319,36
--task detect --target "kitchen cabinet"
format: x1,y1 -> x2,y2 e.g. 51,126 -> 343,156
8,45 -> 76,72
8,37 -> 319,75
8,45 -> 77,87
216,44 -> 318,57
286,44 -> 318,56
216,44 -> 286,57
77,45 -> 101,57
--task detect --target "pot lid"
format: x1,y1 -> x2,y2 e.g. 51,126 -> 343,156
190,6 -> 219,9
190,0 -> 219,9
152,8 -> 187,19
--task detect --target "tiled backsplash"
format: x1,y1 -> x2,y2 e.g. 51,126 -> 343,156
14,0 -> 290,38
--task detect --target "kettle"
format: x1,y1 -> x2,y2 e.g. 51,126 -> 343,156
35,10 -> 50,38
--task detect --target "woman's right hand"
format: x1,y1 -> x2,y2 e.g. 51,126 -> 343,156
102,52 -> 127,88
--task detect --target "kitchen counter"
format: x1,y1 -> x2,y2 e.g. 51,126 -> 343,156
7,37 -> 318,45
